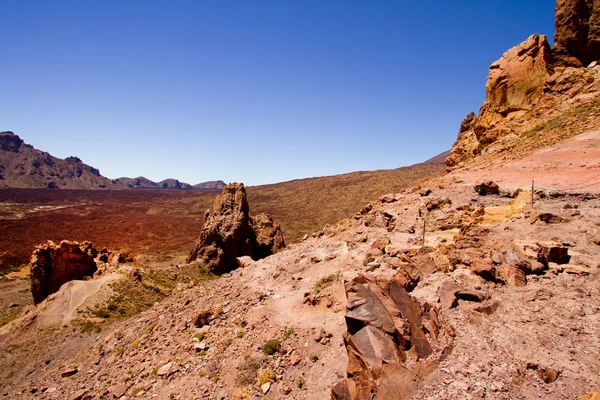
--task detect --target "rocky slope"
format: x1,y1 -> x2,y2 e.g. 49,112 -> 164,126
1,144 -> 600,398
2,1 -> 600,399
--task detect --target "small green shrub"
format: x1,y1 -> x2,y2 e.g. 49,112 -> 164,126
282,327 -> 294,341
235,332 -> 244,339
312,271 -> 341,294
194,332 -> 206,341
262,339 -> 281,355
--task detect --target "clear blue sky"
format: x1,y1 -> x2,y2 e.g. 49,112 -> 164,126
1,1 -> 555,185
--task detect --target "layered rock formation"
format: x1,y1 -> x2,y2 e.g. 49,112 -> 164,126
30,240 -> 98,304
186,183 -> 285,274
446,0 -> 600,169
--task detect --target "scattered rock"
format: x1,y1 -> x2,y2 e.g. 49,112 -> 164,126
538,244 -> 570,265
496,266 -> 527,286
111,384 -> 127,398
157,362 -> 178,377
60,367 -> 78,378
261,382 -> 271,394
530,212 -> 563,224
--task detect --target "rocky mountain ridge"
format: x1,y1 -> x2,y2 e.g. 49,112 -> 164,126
0,131 -> 225,190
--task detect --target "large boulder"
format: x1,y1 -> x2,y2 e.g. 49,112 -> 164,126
187,183 -> 284,274
332,275 -> 454,399
553,0 -> 600,67
30,240 -> 98,304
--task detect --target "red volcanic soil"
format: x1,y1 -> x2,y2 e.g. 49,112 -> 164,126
0,189 -> 217,272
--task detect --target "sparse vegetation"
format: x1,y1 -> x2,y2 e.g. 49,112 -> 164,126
235,355 -> 262,386
194,332 -> 206,341
282,327 -> 294,341
235,332 -> 244,339
257,368 -> 276,385
296,377 -> 305,389
312,271 -> 341,294
309,352 -> 319,362
262,339 -> 281,355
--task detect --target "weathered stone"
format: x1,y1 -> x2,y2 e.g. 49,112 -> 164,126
390,264 -> 421,292
157,362 -> 178,377
553,0 -> 600,67
187,183 -> 284,274
530,212 -> 563,224
111,384 -> 127,398
438,280 -> 464,309
470,258 -> 496,281
447,34 -> 554,168
60,367 -> 78,378
426,197 -> 452,211
30,240 -> 98,304
538,244 -> 570,265
331,379 -> 358,400
497,266 -> 527,286
456,289 -> 490,303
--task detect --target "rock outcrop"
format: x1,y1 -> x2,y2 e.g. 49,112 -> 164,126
447,0 -> 600,169
186,183 -> 284,274
30,240 -> 99,304
332,275 -> 454,399
250,213 -> 286,259
554,0 -> 600,67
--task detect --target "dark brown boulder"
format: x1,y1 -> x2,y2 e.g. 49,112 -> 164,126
30,240 -> 98,304
475,181 -> 500,196
333,275 -> 454,399
187,183 -> 285,274
553,0 -> 600,67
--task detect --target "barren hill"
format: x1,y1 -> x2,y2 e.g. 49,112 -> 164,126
1,1 -> 600,399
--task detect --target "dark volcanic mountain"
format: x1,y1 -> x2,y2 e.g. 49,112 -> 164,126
0,131 -> 124,189
193,180 -> 227,190
116,177 -> 224,190
115,176 -> 160,189
0,131 -> 225,190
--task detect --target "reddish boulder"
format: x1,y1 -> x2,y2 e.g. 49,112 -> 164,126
30,240 -> 98,304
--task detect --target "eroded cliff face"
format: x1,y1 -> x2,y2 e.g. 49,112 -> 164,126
554,0 -> 600,67
447,1 -> 600,170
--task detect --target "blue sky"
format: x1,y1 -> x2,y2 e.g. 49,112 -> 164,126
1,1 -> 555,185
